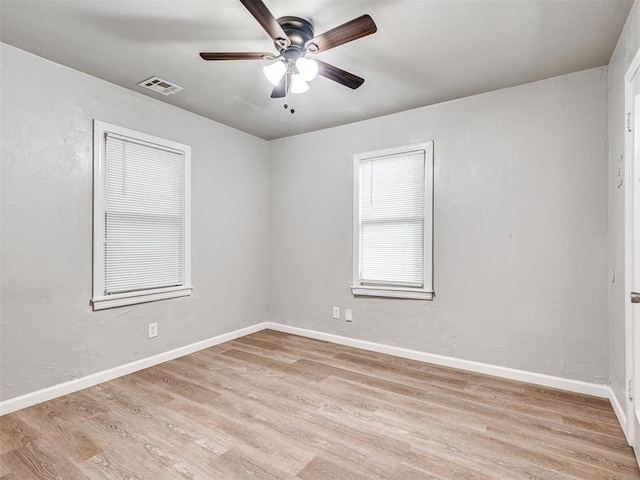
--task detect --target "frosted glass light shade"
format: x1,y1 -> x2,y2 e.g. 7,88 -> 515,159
290,73 -> 309,94
296,57 -> 318,81
263,61 -> 287,86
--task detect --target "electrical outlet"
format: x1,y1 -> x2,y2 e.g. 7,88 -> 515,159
345,309 -> 353,322
333,306 -> 340,319
148,322 -> 158,338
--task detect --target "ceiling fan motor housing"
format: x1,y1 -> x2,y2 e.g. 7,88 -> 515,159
276,16 -> 315,60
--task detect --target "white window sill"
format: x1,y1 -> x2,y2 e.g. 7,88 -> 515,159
351,285 -> 434,300
92,285 -> 193,310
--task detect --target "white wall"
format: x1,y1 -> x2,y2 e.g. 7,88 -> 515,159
608,2 -> 640,410
269,68 -> 609,383
0,43 -> 269,401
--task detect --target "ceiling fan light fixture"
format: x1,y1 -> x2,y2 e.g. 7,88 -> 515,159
296,57 -> 318,82
290,73 -> 309,94
263,60 -> 287,86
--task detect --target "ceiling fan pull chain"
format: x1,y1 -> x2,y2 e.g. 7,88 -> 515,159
284,78 -> 295,113
283,100 -> 294,114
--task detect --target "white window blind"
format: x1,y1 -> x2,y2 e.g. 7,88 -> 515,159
353,141 -> 433,300
359,150 -> 425,287
92,121 -> 191,310
104,134 -> 185,294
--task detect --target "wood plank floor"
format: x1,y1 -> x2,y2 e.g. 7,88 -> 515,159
1,329 -> 638,479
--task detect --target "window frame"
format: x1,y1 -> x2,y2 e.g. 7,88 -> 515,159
352,141 -> 434,300
92,120 -> 192,310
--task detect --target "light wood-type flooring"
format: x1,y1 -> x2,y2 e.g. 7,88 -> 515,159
1,329 -> 639,479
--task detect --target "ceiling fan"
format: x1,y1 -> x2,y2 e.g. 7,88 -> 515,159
199,0 -> 377,101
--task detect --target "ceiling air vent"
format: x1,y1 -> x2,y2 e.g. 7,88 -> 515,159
138,76 -> 183,96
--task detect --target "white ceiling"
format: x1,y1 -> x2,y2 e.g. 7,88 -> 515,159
0,0 -> 633,140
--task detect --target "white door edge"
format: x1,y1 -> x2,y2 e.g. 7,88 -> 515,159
623,45 -> 640,462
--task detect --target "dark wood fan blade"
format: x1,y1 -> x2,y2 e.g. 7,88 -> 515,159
317,60 -> 365,89
199,52 -> 272,61
271,72 -> 290,98
239,0 -> 290,47
306,14 -> 376,53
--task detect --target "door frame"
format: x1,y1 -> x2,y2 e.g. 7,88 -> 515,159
624,45 -> 640,448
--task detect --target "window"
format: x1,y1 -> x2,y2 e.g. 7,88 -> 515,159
352,141 -> 433,300
92,121 -> 192,310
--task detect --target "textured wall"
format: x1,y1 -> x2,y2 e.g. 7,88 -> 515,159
608,2 -> 640,411
269,68 -> 609,383
0,44 -> 269,401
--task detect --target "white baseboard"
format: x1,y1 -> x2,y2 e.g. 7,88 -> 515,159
608,386 -> 629,442
0,320 -> 620,431
0,322 -> 269,416
264,323 -> 611,399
